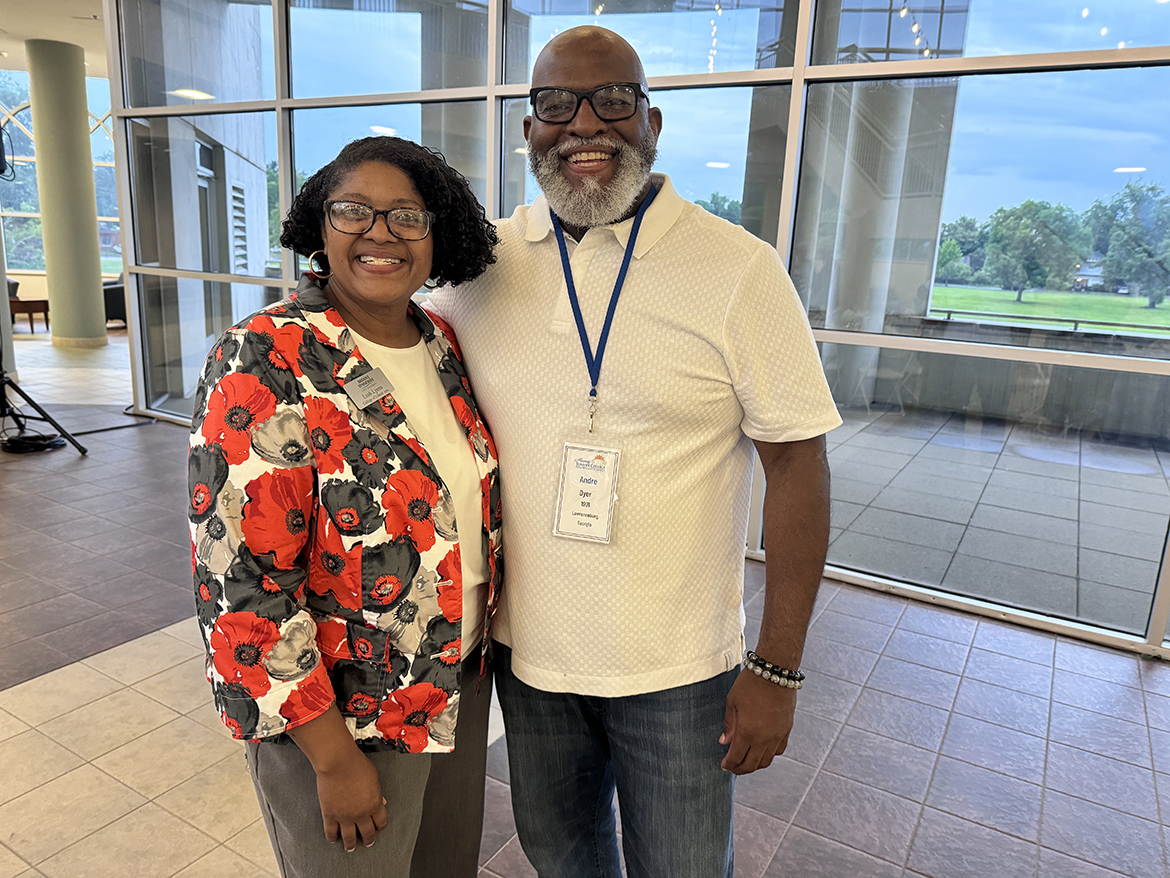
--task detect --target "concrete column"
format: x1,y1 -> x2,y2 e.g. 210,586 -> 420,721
26,39 -> 107,348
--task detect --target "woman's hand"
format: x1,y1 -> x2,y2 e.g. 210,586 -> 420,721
287,704 -> 389,851
314,748 -> 389,851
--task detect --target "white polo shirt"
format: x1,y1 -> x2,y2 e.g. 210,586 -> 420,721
429,174 -> 840,697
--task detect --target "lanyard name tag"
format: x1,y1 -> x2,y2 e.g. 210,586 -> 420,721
553,442 -> 621,543
343,368 -> 395,409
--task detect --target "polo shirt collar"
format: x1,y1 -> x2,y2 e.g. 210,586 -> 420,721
524,173 -> 685,259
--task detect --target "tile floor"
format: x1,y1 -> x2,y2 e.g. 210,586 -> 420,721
826,408 -> 1170,635
4,327 -> 1170,877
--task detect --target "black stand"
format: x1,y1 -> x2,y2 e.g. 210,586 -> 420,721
0,340 -> 87,454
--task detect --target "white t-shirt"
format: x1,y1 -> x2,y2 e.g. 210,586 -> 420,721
349,330 -> 489,656
429,175 -> 841,696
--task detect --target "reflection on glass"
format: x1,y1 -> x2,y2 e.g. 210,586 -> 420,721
292,102 -> 488,209
501,86 -> 789,243
121,0 -> 275,106
823,344 -> 1169,635
504,0 -> 798,84
790,68 -> 1170,360
812,0 -> 1170,65
127,112 -> 278,276
138,274 -> 285,419
290,1 -> 487,97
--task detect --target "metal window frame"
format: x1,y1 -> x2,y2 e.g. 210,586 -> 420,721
100,0 -> 1170,651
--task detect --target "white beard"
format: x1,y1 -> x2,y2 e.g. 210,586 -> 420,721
529,132 -> 659,230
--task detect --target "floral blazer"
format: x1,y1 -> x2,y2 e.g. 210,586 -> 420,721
188,278 -> 502,753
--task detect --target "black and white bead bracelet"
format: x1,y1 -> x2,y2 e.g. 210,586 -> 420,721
744,650 -> 805,689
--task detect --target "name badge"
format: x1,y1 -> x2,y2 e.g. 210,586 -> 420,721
554,442 -> 621,543
343,368 -> 395,409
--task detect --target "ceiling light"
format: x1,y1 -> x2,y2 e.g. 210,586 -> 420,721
1114,167 -> 1146,172
370,126 -> 397,135
168,89 -> 214,100
706,161 -> 730,168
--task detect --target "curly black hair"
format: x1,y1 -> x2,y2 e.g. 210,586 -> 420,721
279,136 -> 497,287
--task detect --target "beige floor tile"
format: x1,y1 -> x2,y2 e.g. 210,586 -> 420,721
93,717 -> 240,799
0,710 -> 28,745
172,845 -> 276,878
0,845 -> 31,878
133,656 -> 213,714
161,617 -> 206,650
0,664 -> 122,726
38,689 -> 180,761
156,753 -> 261,842
185,701 -> 237,740
82,630 -> 201,685
37,803 -> 215,878
0,731 -> 84,806
0,765 -> 146,865
224,819 -> 280,875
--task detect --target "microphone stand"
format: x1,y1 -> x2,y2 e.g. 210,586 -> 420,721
0,331 -> 87,455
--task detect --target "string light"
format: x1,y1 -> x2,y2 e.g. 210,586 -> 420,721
897,6 -> 935,60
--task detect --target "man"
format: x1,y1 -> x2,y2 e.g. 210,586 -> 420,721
428,26 -> 840,878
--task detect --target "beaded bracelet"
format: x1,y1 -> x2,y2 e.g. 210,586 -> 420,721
745,650 -> 805,689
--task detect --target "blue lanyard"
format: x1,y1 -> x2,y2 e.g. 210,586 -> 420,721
551,184 -> 658,431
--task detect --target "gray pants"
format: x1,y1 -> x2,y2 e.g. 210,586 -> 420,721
245,657 -> 492,878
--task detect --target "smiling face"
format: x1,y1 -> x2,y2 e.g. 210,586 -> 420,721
524,28 -> 663,231
321,161 -> 433,331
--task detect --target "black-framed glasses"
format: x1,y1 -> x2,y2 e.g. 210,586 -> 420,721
529,83 -> 649,124
325,200 -> 435,240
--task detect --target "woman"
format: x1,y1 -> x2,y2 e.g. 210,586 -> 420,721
188,136 -> 501,878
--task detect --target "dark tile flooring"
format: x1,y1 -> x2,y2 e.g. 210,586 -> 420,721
4,406 -> 1170,878
0,405 -> 192,689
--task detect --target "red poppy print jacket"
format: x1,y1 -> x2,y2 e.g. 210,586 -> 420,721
188,278 -> 502,754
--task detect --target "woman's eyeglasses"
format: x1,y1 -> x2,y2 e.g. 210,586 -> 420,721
325,200 -> 434,240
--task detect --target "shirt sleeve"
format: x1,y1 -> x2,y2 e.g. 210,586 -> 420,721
189,327 -> 335,741
721,245 -> 843,444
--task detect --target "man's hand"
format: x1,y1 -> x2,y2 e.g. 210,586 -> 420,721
315,749 -> 389,851
719,669 -> 798,774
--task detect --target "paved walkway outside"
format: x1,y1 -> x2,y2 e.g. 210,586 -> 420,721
827,407 -> 1170,635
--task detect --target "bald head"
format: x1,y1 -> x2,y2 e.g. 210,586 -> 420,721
532,26 -> 649,92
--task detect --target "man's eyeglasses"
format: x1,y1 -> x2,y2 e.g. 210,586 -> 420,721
529,83 -> 649,124
325,200 -> 434,240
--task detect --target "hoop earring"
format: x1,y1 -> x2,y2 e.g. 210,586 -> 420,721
308,250 -> 332,279
423,278 -> 440,290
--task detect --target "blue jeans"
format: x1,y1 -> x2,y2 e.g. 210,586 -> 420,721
493,643 -> 736,878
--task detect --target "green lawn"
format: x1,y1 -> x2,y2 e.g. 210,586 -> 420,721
930,285 -> 1170,334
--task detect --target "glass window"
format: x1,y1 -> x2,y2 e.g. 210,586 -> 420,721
127,112 -> 278,277
2,217 -> 46,271
289,1 -> 488,97
137,273 -> 285,419
790,68 -> 1170,360
120,0 -> 275,106
823,344 -> 1169,636
504,0 -> 800,84
292,102 -> 488,209
501,85 -> 790,244
811,0 -> 1170,65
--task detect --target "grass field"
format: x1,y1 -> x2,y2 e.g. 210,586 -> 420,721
929,285 -> 1170,334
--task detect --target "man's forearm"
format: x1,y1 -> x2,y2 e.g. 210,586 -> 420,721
751,435 -> 831,670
